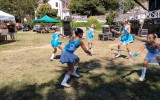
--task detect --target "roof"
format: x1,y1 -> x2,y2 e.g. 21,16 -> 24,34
63,7 -> 70,11
32,15 -> 60,23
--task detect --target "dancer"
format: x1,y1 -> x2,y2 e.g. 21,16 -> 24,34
132,34 -> 160,81
111,18 -> 133,59
87,24 -> 95,51
60,28 -> 92,87
50,27 -> 65,61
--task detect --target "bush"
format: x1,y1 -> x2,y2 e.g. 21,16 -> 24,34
106,11 -> 119,25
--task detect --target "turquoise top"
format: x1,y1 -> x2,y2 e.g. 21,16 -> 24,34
145,42 -> 159,54
122,26 -> 128,34
52,32 -> 59,42
88,28 -> 93,36
64,39 -> 81,53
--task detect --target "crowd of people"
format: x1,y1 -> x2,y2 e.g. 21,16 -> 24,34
0,21 -> 16,42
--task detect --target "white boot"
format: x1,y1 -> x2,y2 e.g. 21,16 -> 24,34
61,74 -> 71,87
50,53 -> 55,61
115,50 -> 121,58
72,66 -> 80,77
139,67 -> 147,81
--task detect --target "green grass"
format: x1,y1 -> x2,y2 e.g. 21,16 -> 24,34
0,31 -> 160,100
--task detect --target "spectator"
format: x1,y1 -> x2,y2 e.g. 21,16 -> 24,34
0,21 -> 8,41
8,22 -> 15,41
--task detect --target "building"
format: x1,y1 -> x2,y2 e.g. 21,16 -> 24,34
48,0 -> 71,19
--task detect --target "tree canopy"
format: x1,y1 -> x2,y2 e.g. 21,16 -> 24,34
35,3 -> 57,18
0,0 -> 39,22
69,0 -> 147,15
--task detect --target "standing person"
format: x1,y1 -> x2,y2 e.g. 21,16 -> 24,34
60,28 -> 92,87
8,22 -> 15,41
132,34 -> 160,81
50,27 -> 66,61
87,24 -> 95,51
111,18 -> 133,59
1,21 -> 8,41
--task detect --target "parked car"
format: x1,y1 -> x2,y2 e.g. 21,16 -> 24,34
32,27 -> 38,32
32,24 -> 41,32
37,27 -> 49,33
22,25 -> 30,31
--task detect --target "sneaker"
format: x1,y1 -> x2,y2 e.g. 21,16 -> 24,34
115,54 -> 121,58
139,76 -> 145,82
88,48 -> 91,51
72,73 -> 80,77
61,82 -> 71,87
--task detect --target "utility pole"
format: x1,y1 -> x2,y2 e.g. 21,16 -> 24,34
119,0 -> 124,14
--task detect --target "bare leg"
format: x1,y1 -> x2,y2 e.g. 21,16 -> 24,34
50,48 -> 57,61
88,40 -> 91,50
72,58 -> 80,77
115,43 -> 122,57
58,45 -> 63,50
126,43 -> 132,58
67,63 -> 74,75
139,60 -> 148,81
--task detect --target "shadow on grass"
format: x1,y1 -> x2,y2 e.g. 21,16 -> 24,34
0,58 -> 160,100
0,40 -> 17,45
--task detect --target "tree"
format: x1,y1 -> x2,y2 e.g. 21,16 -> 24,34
36,3 -> 57,18
106,11 -> 119,25
69,0 -> 147,15
69,0 -> 119,15
0,0 -> 39,22
43,0 -> 50,3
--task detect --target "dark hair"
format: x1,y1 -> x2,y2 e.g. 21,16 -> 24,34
148,33 -> 157,39
75,28 -> 83,36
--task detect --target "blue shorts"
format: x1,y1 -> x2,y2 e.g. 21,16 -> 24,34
10,32 -> 15,37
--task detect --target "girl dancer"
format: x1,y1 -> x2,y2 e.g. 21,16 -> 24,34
87,24 -> 95,51
111,18 -> 133,59
132,34 -> 160,81
60,28 -> 92,87
50,27 -> 65,61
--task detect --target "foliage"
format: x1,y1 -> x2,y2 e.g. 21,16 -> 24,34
42,0 -> 50,3
124,0 -> 135,12
106,11 -> 119,25
0,0 -> 39,22
69,0 -> 147,15
36,3 -> 57,18
69,0 -> 119,15
72,17 -> 105,30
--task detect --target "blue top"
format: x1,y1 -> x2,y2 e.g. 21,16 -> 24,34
122,26 -> 128,34
145,42 -> 159,54
52,32 -> 59,42
64,39 -> 81,53
88,28 -> 93,36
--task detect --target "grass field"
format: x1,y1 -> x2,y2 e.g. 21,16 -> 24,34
0,31 -> 160,100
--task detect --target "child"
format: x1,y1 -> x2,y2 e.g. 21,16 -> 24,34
111,18 -> 133,59
50,27 -> 65,61
60,28 -> 92,87
132,34 -> 160,81
87,24 -> 95,51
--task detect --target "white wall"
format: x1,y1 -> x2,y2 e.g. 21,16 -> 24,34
48,0 -> 63,19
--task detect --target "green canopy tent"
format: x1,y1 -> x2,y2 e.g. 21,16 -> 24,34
32,15 -> 60,23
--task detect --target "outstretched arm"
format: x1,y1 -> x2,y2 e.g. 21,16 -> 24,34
133,44 -> 146,57
111,27 -> 122,34
79,41 -> 92,55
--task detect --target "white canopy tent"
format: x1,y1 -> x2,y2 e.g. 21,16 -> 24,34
0,10 -> 15,21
